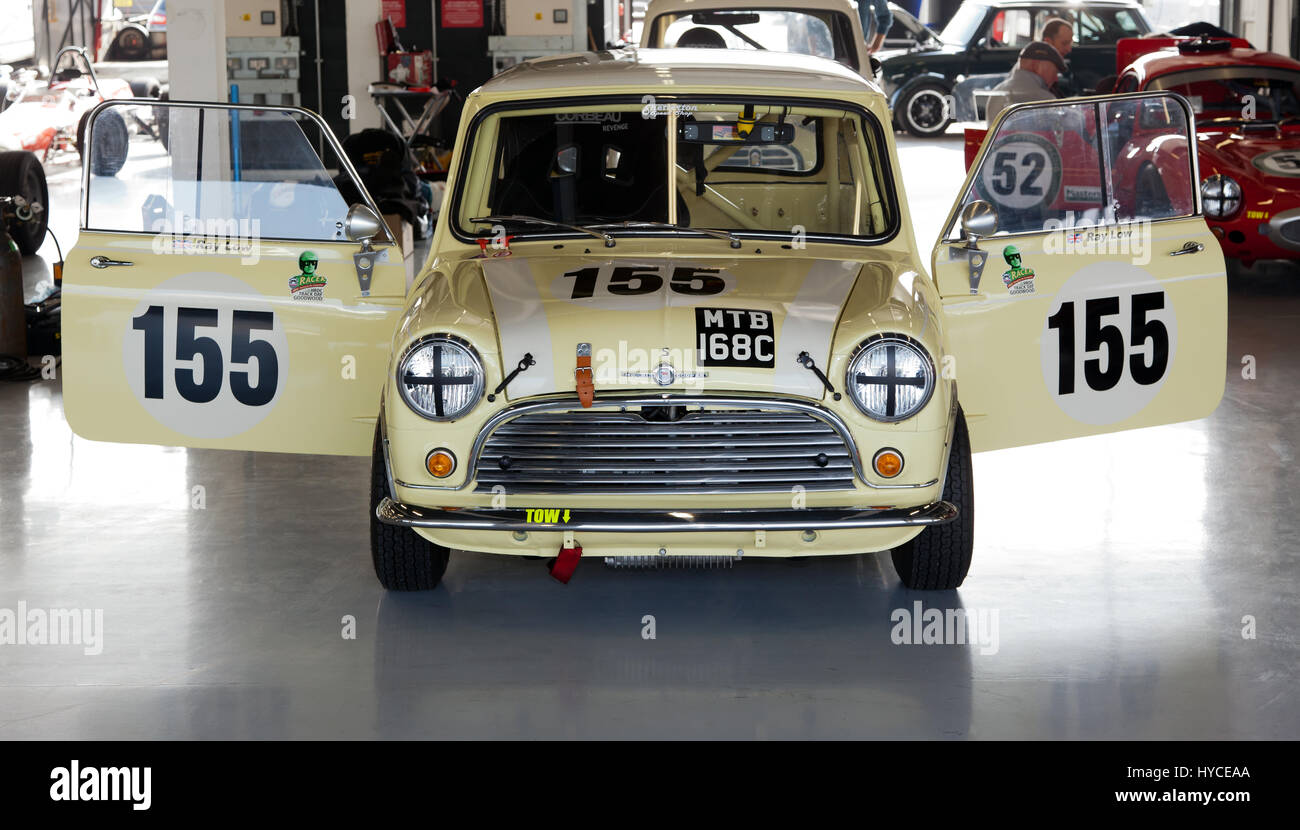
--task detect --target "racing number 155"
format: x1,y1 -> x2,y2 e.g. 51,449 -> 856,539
1047,291 -> 1169,394
131,306 -> 279,405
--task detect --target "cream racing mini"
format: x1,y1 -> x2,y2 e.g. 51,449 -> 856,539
61,49 -> 1227,590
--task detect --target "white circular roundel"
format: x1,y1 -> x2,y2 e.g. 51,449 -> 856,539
979,133 -> 1062,211
123,272 -> 289,439
1251,150 -> 1300,178
1039,262 -> 1177,425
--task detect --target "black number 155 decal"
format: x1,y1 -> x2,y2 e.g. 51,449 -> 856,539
1047,291 -> 1169,395
131,306 -> 279,405
562,266 -> 725,299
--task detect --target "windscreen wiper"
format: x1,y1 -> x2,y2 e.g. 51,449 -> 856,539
588,220 -> 742,249
724,24 -> 767,51
471,214 -> 615,247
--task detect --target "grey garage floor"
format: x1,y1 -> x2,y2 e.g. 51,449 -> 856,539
0,136 -> 1296,739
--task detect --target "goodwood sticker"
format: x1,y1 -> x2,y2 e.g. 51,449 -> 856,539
289,251 -> 327,301
1001,245 -> 1036,296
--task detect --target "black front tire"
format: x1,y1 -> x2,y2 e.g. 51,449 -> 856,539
1136,164 -> 1172,218
899,83 -> 953,138
0,150 -> 49,255
77,108 -> 130,177
891,406 -> 974,590
370,427 -> 451,590
112,26 -> 149,61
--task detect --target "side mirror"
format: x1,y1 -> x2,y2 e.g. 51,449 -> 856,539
553,144 -> 579,177
345,203 -> 384,245
959,200 -> 998,245
869,56 -> 882,78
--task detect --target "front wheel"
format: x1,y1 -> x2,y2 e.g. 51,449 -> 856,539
891,406 -> 974,589
77,108 -> 129,177
898,83 -> 953,138
0,151 -> 49,255
112,26 -> 149,61
370,427 -> 451,590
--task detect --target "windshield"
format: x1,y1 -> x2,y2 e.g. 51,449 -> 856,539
454,98 -> 895,243
1149,67 -> 1300,124
939,3 -> 987,47
647,9 -> 859,69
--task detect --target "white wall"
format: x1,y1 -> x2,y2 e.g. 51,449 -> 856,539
167,0 -> 229,102
1236,0 -> 1294,53
344,0 -> 383,131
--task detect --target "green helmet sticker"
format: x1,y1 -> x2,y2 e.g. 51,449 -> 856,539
290,251 -> 327,301
1000,245 -> 1035,296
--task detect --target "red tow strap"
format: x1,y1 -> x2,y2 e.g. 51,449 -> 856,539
550,545 -> 583,584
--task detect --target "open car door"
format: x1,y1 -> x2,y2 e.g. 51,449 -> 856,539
62,101 -> 406,455
931,91 -> 1226,452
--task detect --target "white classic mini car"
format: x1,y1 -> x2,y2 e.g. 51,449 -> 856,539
62,48 -> 1226,590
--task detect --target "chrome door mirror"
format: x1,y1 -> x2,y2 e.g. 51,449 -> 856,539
345,203 -> 384,244
959,200 -> 998,246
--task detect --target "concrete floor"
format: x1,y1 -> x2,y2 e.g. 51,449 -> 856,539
1,135 -> 1297,739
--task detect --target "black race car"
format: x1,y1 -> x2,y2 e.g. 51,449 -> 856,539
881,0 -> 1153,136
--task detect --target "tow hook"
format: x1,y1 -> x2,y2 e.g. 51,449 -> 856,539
549,530 -> 582,584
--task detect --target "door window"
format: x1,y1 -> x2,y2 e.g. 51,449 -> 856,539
987,10 -> 1034,48
1076,9 -> 1145,45
947,94 -> 1196,238
84,102 -> 377,243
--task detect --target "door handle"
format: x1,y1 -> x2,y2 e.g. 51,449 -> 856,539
1169,241 -> 1204,256
89,256 -> 134,268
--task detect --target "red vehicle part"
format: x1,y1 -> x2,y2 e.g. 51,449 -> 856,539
1113,39 -> 1300,264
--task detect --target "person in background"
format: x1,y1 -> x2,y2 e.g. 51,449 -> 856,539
860,0 -> 893,54
984,41 -> 1068,123
1040,18 -> 1073,59
1040,17 -> 1074,93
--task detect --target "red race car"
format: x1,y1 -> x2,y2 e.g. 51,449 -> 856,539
1107,36 -> 1300,265
0,46 -> 160,176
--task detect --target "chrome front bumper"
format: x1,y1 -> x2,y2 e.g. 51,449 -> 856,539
375,498 -> 957,532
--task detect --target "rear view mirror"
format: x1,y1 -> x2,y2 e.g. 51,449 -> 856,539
680,120 -> 795,145
692,11 -> 760,25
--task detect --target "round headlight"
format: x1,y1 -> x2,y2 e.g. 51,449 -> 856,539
398,336 -> 484,421
1200,174 -> 1242,218
845,335 -> 935,422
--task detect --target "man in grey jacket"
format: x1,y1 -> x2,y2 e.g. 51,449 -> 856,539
984,41 -> 1068,123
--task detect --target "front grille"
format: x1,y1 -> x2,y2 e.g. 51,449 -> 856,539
474,408 -> 856,494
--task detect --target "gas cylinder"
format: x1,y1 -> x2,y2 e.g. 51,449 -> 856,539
0,230 -> 26,357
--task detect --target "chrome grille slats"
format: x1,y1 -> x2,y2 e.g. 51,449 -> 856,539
475,406 -> 855,493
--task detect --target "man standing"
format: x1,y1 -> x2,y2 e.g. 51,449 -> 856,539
859,0 -> 893,54
984,41 -> 1068,123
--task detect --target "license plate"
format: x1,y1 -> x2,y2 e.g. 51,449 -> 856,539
695,307 -> 775,368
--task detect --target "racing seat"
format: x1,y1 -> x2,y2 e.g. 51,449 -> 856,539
676,28 -> 727,48
334,128 -> 426,228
